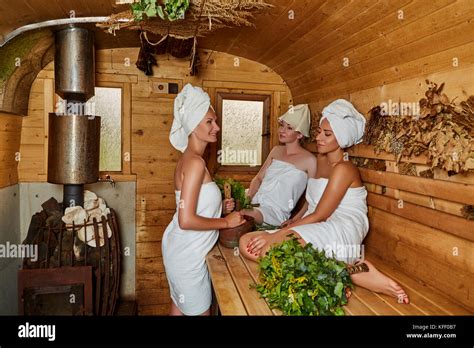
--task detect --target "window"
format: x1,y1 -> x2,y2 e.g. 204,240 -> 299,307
89,87 -> 122,172
214,93 -> 270,172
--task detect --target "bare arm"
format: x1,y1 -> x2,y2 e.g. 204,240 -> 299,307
291,201 -> 309,221
178,157 -> 233,230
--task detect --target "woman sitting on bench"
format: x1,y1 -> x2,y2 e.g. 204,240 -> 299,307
241,104 -> 316,226
239,99 -> 409,304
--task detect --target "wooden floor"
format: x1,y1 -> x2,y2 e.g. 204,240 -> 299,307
206,244 -> 472,316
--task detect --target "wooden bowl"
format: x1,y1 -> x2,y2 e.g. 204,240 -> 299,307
219,215 -> 255,249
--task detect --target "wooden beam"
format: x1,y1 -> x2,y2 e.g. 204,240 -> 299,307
368,208 -> 474,273
360,168 -> 474,205
366,252 -> 472,315
219,245 -> 273,315
365,230 -> 473,311
206,245 -> 248,315
367,192 -> 474,241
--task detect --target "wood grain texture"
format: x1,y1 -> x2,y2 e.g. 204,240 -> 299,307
0,112 -> 22,188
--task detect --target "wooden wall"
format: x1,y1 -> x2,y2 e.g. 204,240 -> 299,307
348,143 -> 473,311
19,48 -> 292,314
0,112 -> 22,188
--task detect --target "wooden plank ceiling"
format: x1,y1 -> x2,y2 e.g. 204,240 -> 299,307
1,0 -> 473,104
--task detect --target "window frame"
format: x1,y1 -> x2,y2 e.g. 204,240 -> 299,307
213,92 -> 271,173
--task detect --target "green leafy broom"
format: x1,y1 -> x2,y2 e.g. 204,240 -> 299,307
254,236 -> 353,316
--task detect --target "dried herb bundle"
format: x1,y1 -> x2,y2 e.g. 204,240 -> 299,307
99,0 -> 273,39
365,81 -> 474,173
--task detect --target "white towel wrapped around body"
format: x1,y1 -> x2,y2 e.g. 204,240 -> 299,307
251,159 -> 308,226
162,182 -> 222,315
269,178 -> 369,264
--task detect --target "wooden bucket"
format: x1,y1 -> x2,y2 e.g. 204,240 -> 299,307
218,216 -> 255,249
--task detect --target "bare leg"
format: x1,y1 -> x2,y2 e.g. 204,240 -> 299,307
170,301 -> 211,316
169,301 -> 185,316
240,209 -> 264,225
241,229 -> 409,304
350,260 -> 409,304
199,308 -> 211,316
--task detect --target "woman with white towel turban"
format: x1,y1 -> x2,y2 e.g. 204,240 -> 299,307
240,99 -> 409,304
162,83 -> 245,316
241,104 -> 317,226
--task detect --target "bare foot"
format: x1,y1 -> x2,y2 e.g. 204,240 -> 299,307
351,260 -> 409,304
345,287 -> 352,299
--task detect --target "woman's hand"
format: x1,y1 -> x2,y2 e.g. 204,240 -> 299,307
281,218 -> 294,228
224,211 -> 245,228
246,232 -> 276,256
223,198 -> 235,214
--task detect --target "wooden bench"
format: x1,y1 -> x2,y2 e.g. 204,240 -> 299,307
206,243 -> 472,316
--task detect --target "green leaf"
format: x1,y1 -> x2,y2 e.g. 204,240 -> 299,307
145,3 -> 157,17
334,281 -> 343,298
156,6 -> 165,20
253,236 -> 352,316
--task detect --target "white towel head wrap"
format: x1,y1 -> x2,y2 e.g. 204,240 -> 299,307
278,104 -> 311,137
320,99 -> 366,148
169,83 -> 211,152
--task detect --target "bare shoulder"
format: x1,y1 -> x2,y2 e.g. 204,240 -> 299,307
301,147 -> 317,162
331,160 -> 360,180
300,148 -> 317,170
270,145 -> 285,156
181,154 -> 206,172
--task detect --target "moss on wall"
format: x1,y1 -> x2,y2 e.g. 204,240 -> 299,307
0,30 -> 50,83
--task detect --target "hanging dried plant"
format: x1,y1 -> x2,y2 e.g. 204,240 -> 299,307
398,163 -> 417,176
364,81 -> 474,173
98,0 -> 273,39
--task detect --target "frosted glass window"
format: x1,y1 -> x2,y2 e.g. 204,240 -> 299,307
221,99 -> 263,166
89,87 -> 122,172
56,87 -> 122,172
